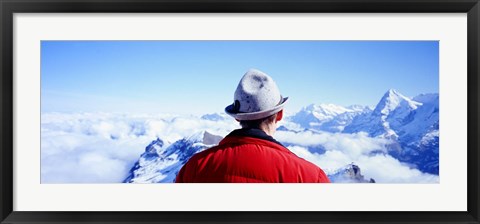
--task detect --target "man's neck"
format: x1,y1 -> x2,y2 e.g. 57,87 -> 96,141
259,123 -> 276,137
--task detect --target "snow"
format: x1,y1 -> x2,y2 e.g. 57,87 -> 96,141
124,131 -> 223,183
376,89 -> 422,116
288,103 -> 371,132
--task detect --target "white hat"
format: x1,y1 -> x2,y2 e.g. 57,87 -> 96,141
225,69 -> 288,121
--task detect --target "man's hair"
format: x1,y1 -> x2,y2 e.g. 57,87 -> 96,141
239,113 -> 277,129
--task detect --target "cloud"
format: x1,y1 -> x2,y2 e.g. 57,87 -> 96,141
41,130 -> 149,183
281,131 -> 439,183
276,130 -> 390,157
41,112 -> 439,183
355,155 -> 439,183
41,112 -> 237,183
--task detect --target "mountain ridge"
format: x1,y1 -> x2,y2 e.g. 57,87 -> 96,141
125,89 -> 439,183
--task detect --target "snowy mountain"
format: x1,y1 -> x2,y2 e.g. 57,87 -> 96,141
392,93 -> 439,174
124,131 -> 223,183
343,89 -> 439,174
288,103 -> 371,132
343,89 -> 422,138
201,113 -> 228,121
328,164 -> 375,183
124,89 -> 438,183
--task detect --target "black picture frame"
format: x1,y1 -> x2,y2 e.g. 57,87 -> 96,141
1,0 -> 479,223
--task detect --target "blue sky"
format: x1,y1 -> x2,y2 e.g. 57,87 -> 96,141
41,41 -> 439,115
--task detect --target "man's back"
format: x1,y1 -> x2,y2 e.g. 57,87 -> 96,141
176,129 -> 330,183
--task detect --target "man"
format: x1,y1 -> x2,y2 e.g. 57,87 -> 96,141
176,69 -> 330,183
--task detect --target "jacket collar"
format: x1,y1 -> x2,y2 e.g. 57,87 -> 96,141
223,128 -> 286,148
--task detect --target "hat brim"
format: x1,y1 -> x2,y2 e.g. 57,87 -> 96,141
225,97 -> 288,121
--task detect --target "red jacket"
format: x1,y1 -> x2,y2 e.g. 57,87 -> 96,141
176,129 -> 330,183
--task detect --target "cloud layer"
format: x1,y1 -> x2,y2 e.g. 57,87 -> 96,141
41,112 -> 237,183
41,112 -> 439,183
276,129 -> 439,183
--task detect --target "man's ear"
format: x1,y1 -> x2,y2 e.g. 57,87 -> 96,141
276,110 -> 283,122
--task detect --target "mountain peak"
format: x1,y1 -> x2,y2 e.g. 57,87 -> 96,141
413,93 -> 439,104
303,103 -> 317,111
302,103 -> 350,115
383,89 -> 404,101
387,88 -> 399,95
144,138 -> 164,154
328,163 -> 375,183
374,89 -> 421,115
125,130 -> 224,183
203,131 -> 223,145
201,113 -> 227,121
184,130 -> 223,146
